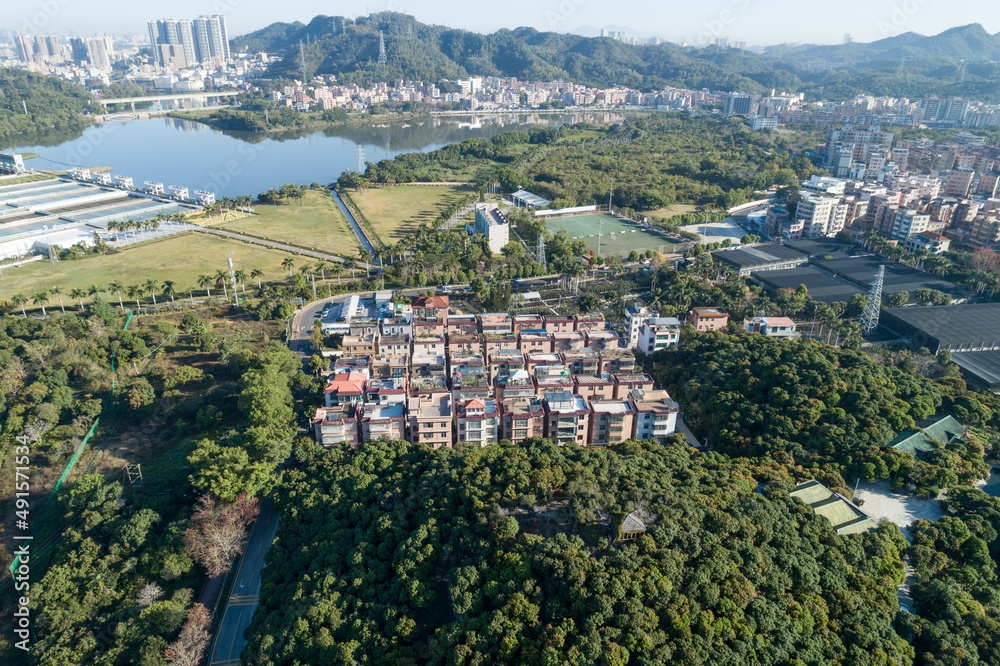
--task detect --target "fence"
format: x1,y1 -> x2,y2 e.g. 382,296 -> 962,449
8,311 -> 133,575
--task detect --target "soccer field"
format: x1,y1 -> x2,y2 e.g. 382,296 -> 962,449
542,213 -> 686,257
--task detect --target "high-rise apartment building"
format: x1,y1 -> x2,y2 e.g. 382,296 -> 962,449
921,98 -> 969,124
149,15 -> 228,67
15,34 -> 61,64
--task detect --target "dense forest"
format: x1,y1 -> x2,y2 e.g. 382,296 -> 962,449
0,68 -> 98,150
233,14 -> 1000,101
649,332 -> 999,497
246,437 -> 914,665
344,113 -> 820,210
0,303 -> 308,664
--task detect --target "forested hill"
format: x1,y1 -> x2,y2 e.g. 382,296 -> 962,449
246,437 -> 914,664
0,68 -> 98,150
232,14 -> 1000,101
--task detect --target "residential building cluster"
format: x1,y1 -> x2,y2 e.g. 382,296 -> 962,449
758,125 -> 1000,252
311,294 -> 683,449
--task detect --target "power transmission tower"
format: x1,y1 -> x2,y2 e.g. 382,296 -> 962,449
859,264 -> 885,333
47,242 -> 59,264
357,145 -> 365,173
377,31 -> 387,73
124,464 -> 144,488
536,234 -> 546,271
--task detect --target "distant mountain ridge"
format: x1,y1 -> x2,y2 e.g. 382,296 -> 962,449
230,15 -> 1000,102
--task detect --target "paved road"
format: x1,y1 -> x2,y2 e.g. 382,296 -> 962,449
208,502 -> 280,666
675,417 -> 702,449
330,188 -> 375,255
195,227 -> 363,265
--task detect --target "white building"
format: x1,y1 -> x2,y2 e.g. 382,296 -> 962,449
625,306 -> 658,350
468,203 -> 510,255
630,389 -> 680,441
744,316 -> 797,338
904,230 -> 951,254
637,317 -> 682,355
795,194 -> 848,238
890,209 -> 930,242
456,398 -> 500,446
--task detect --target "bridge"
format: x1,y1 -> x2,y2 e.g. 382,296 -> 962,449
96,91 -> 240,106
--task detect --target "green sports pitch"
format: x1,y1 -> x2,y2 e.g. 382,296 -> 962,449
541,212 -> 686,257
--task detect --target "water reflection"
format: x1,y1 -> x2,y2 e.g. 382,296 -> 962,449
13,112 -> 629,198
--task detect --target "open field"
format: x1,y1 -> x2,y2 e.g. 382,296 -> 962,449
216,189 -> 362,256
347,184 -> 474,245
0,232 -> 304,305
542,212 -> 687,257
648,203 -> 698,218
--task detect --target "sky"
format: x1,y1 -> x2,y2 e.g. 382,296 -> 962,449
4,0 -> 1000,46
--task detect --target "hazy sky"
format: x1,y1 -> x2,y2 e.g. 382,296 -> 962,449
4,0 -> 1000,46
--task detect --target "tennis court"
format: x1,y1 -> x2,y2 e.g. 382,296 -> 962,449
542,212 -> 687,257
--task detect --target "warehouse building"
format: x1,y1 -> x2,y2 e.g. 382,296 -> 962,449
711,244 -> 809,276
881,303 -> 1000,354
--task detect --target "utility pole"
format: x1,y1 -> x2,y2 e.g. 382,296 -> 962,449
608,177 -> 614,213
227,254 -> 239,306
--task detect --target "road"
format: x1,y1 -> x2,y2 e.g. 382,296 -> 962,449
330,188 -> 375,255
195,227 -> 373,267
208,502 -> 280,666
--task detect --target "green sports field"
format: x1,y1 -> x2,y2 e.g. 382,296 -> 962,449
542,213 -> 686,257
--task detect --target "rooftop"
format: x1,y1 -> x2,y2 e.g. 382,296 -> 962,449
511,189 -> 552,207
412,295 -> 449,309
882,303 -> 1000,349
886,414 -> 967,456
789,480 -> 877,535
365,403 -> 405,420
590,399 -> 633,414
712,243 -> 809,270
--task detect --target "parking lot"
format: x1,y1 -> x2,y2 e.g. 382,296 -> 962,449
852,480 -> 944,534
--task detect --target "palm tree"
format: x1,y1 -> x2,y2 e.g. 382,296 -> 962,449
108,281 -> 125,309
31,292 -> 49,316
162,280 -> 177,304
50,286 -> 66,314
70,288 -> 86,310
88,284 -> 102,299
197,274 -> 213,300
282,257 -> 295,277
358,249 -> 370,278
250,268 -> 264,290
11,293 -> 28,317
127,285 -> 142,312
144,279 -> 158,307
213,269 -> 229,300
234,269 -> 247,295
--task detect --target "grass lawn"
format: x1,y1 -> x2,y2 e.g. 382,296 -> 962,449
0,232 -> 306,306
215,189 -> 362,257
0,173 -> 51,187
347,184 -> 474,245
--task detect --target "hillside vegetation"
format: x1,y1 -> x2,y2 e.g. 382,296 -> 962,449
0,68 -> 98,150
246,438 -> 914,665
233,15 -> 1000,101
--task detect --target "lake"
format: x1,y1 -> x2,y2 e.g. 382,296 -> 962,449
14,111 -> 626,198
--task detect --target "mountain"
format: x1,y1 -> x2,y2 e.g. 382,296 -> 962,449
765,24 -> 1000,65
230,15 -> 1000,101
